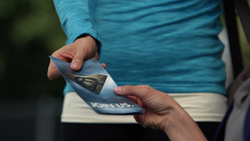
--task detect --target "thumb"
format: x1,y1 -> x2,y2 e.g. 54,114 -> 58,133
70,47 -> 86,71
114,85 -> 154,101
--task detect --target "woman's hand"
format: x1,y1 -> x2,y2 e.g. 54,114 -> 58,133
114,85 -> 176,130
47,35 -> 101,80
114,85 -> 207,141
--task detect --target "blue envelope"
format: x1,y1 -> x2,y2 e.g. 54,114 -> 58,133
50,56 -> 144,115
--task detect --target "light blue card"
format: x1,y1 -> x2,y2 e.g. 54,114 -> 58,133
50,56 -> 143,115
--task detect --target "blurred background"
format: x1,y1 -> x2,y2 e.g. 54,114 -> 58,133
0,0 -> 249,141
0,0 -> 66,141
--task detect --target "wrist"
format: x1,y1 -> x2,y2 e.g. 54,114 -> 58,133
77,34 -> 101,57
76,34 -> 97,46
162,103 -> 185,137
74,34 -> 99,60
162,101 -> 207,141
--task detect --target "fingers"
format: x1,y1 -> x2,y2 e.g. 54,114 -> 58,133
70,36 -> 98,71
70,46 -> 86,71
114,85 -> 149,126
47,60 -> 62,80
114,85 -> 153,100
101,63 -> 107,69
47,36 -> 98,80
47,52 -> 69,80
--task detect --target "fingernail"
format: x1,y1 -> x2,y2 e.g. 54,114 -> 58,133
114,87 -> 121,92
72,63 -> 80,69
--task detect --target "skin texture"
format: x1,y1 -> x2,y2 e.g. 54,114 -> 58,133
114,85 -> 207,141
47,35 -> 106,80
47,35 -> 206,141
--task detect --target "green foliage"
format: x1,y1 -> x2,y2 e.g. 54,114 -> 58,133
0,0 -> 66,99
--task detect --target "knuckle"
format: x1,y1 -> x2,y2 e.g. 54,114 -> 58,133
72,56 -> 83,62
125,85 -> 132,91
51,51 -> 58,57
137,85 -> 151,89
135,85 -> 152,94
143,85 -> 151,88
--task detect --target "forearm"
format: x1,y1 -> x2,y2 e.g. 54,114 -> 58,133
163,102 -> 207,141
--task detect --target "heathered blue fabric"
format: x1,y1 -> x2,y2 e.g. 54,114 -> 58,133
53,0 -> 226,95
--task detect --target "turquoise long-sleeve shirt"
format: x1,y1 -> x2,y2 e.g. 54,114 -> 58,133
53,0 -> 226,95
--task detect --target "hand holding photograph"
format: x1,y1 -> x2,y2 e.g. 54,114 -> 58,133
50,56 -> 143,115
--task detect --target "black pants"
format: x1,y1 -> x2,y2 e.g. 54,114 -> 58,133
62,122 -> 220,141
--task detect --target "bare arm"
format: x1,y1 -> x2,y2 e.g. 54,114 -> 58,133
114,85 -> 207,141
